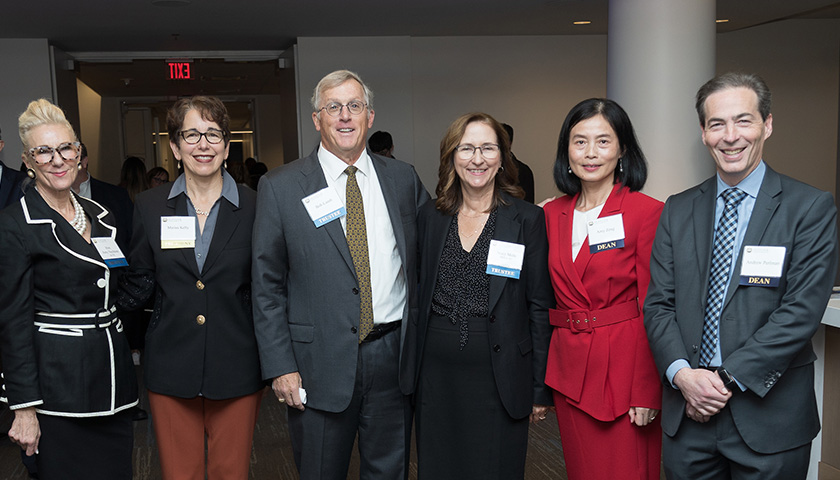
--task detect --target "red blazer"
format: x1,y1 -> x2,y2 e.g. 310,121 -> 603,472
544,184 -> 663,421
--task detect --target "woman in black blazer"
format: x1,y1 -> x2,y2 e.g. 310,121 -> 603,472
413,112 -> 554,480
119,96 -> 263,479
0,99 -> 138,479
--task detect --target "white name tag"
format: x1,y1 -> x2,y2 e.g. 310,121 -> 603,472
160,216 -> 196,249
588,213 -> 625,253
486,240 -> 525,279
91,237 -> 128,268
302,187 -> 346,227
739,245 -> 786,287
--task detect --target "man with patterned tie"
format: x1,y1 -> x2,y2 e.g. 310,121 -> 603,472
644,72 -> 838,480
252,69 -> 429,479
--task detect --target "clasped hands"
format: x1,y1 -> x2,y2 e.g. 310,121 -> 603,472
674,367 -> 732,423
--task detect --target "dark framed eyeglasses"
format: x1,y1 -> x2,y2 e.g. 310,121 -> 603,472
28,142 -> 81,165
179,128 -> 226,145
319,101 -> 367,117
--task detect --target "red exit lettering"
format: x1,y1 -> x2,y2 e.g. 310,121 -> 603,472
168,62 -> 191,80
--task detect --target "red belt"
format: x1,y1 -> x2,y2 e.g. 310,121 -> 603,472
549,299 -> 639,334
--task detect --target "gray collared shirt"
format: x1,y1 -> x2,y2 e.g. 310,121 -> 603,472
168,169 -> 239,273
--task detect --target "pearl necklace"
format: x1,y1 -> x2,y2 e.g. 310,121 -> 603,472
69,194 -> 87,235
194,206 -> 210,216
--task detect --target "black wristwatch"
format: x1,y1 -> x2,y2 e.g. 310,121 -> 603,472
716,367 -> 736,390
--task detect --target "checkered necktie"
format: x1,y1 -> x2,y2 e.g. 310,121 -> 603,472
699,187 -> 747,366
345,166 -> 374,342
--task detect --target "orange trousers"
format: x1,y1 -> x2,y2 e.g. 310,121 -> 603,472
148,389 -> 263,480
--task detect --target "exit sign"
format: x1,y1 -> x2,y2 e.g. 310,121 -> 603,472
168,62 -> 191,80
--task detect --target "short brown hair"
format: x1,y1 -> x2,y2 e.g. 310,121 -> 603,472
435,112 -> 522,215
166,95 -> 230,146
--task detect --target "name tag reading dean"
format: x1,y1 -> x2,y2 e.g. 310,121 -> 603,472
486,240 -> 525,279
588,213 -> 625,253
91,237 -> 128,268
739,245 -> 786,287
160,216 -> 196,249
302,187 -> 346,227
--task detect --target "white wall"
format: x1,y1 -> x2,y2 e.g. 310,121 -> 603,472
76,79 -> 103,178
0,39 -> 53,168
295,21 -> 839,201
717,19 -> 840,195
297,35 -> 607,200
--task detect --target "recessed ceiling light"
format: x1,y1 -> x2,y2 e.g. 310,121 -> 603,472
716,19 -> 729,23
573,21 -> 591,25
152,0 -> 191,6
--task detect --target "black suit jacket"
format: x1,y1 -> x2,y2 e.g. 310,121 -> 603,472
0,188 -> 138,415
0,161 -> 24,211
88,176 -> 133,251
644,165 -> 838,453
120,182 -> 264,400
412,196 -> 554,418
252,148 -> 430,412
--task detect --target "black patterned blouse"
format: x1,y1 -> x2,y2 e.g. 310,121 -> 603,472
431,209 -> 497,349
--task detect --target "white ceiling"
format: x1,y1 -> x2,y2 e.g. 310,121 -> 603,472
3,0 -> 839,98
2,0 -> 839,53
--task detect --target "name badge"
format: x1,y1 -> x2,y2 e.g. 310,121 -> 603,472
588,213 -> 625,253
302,187 -> 346,227
160,216 -> 196,249
91,237 -> 128,268
486,240 -> 525,279
739,245 -> 786,286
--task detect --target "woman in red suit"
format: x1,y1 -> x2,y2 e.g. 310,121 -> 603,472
543,98 -> 663,480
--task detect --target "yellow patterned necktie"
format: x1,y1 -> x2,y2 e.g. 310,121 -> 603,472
345,166 -> 374,342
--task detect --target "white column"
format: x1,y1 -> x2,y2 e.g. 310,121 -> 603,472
607,0 -> 716,201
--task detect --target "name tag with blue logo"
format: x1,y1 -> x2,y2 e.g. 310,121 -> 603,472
92,237 -> 128,267
588,214 -> 625,253
486,240 -> 525,279
302,187 -> 345,227
739,246 -> 785,286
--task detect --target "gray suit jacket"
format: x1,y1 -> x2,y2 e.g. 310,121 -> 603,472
252,148 -> 429,412
644,165 -> 838,454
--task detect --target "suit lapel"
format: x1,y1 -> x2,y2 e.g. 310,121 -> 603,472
372,154 -> 407,267
424,209 -> 453,317
557,194 -> 591,307
488,202 -> 520,313
722,168 -> 782,308
201,196 -> 240,274
575,184 -> 624,280
297,152 -> 356,275
693,178 -> 717,310
166,193 -> 201,276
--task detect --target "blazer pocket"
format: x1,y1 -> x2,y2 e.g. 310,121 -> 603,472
518,337 -> 533,355
289,323 -> 314,343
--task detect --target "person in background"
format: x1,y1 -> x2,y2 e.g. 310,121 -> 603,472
0,98 -> 138,479
368,130 -> 395,158
0,126 -> 25,210
225,157 -> 250,187
543,98 -> 663,480
501,123 -> 534,203
412,112 -> 553,479
119,95 -> 264,480
118,156 -> 149,202
252,69 -> 429,479
645,72 -> 838,480
147,166 -> 170,189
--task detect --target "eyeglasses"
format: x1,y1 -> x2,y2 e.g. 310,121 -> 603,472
455,144 -> 501,160
28,142 -> 81,165
319,101 -> 367,117
179,129 -> 226,145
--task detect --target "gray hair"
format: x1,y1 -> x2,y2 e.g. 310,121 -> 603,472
695,72 -> 772,126
310,70 -> 374,113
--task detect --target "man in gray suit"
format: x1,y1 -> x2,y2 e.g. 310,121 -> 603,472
644,72 -> 838,479
252,70 -> 429,479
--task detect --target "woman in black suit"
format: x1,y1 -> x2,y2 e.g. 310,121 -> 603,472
413,112 -> 554,479
0,99 -> 138,479
119,96 -> 263,479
